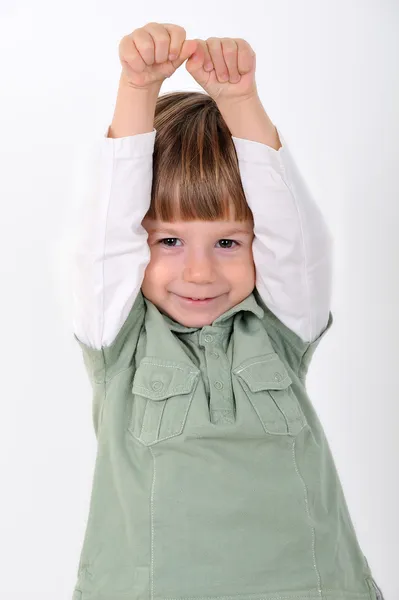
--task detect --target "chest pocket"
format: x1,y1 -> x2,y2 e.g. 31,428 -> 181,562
233,353 -> 307,436
128,357 -> 200,446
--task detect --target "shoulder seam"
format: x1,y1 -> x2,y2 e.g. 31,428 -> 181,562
261,315 -> 310,378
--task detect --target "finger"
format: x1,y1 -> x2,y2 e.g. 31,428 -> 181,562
181,39 -> 201,64
185,40 -> 208,84
167,38 -> 199,72
206,37 -> 229,82
132,28 -> 156,66
120,34 -> 147,72
199,40 -> 213,72
221,38 -> 240,83
161,23 -> 186,60
234,38 -> 255,74
191,39 -> 212,69
143,22 -> 171,64
162,24 -> 196,67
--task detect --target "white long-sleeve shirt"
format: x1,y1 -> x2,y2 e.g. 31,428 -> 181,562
70,124 -> 333,350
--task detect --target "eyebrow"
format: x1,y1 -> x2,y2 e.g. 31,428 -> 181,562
147,227 -> 253,236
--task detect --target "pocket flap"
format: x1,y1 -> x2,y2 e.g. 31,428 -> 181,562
132,357 -> 200,401
233,353 -> 292,391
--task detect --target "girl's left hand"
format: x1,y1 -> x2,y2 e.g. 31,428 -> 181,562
185,37 -> 257,103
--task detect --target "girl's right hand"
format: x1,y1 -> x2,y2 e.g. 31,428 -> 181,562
118,22 -> 197,90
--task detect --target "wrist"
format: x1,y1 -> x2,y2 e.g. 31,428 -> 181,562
109,74 -> 162,138
119,72 -> 163,98
215,93 -> 281,150
216,89 -> 259,109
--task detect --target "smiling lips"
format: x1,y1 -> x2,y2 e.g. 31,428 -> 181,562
175,294 -> 220,305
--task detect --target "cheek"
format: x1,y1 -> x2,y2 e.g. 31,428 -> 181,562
222,255 -> 255,284
144,250 -> 176,281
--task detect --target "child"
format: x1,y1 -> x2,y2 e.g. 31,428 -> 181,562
69,22 -> 384,600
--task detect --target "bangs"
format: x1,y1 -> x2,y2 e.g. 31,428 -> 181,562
144,91 -> 253,223
149,165 -> 252,223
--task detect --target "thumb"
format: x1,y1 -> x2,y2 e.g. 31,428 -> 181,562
185,40 -> 208,85
172,39 -> 199,69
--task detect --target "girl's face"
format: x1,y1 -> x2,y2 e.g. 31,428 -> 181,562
141,217 -> 256,327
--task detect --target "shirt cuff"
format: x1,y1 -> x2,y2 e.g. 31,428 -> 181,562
232,126 -> 287,175
101,124 -> 157,159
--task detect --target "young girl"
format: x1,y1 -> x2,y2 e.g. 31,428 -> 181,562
69,22 -> 384,600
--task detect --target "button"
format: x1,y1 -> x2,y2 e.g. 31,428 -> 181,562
204,334 -> 213,343
210,351 -> 219,359
151,380 -> 163,391
214,380 -> 223,390
274,372 -> 283,382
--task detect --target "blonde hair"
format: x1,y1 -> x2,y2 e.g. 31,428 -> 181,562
145,91 -> 253,223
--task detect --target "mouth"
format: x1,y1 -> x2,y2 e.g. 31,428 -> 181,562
174,294 -> 221,306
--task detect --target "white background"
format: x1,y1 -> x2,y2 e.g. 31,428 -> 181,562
0,0 -> 397,598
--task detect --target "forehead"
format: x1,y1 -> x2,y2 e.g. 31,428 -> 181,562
142,218 -> 254,236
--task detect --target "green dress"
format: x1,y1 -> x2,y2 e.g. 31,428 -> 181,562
72,287 -> 381,600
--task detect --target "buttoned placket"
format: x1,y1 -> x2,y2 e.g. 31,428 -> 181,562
200,327 -> 235,425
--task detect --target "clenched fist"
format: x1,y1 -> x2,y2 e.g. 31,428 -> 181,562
118,22 -> 197,89
185,38 -> 257,102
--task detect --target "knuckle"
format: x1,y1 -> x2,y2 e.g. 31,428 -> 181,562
223,44 -> 236,54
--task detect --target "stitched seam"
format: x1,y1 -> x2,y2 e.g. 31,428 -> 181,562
239,378 -> 288,432
235,368 -> 291,389
240,379 -> 291,390
235,355 -> 279,370
287,387 -> 305,423
105,365 -> 134,383
148,445 -> 156,600
234,357 -> 291,388
156,401 -> 166,439
138,398 -> 146,439
104,361 -> 198,385
140,360 -> 198,374
130,378 -> 198,445
159,592 -> 371,600
262,318 -> 309,378
291,437 -> 323,600
133,381 -> 194,396
73,594 -> 371,600
143,363 -> 185,370
298,341 -> 316,382
148,381 -> 196,444
75,592 -> 372,600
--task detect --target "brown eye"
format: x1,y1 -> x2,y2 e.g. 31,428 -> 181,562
159,238 -> 182,247
216,239 -> 239,249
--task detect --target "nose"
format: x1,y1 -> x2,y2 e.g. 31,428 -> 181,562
182,250 -> 217,284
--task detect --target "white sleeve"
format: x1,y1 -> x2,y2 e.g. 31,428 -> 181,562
232,127 -> 334,344
69,125 -> 156,350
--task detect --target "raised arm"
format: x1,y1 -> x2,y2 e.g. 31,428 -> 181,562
218,93 -> 333,344
69,74 -> 161,350
70,24 -> 199,352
